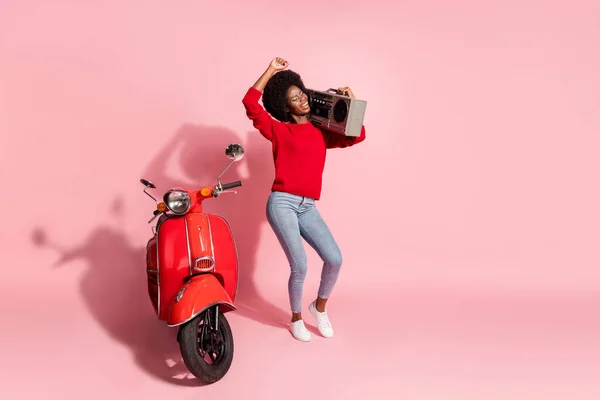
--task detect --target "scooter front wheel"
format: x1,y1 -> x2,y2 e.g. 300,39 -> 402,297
178,306 -> 234,383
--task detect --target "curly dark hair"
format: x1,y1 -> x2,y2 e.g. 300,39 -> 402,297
263,70 -> 308,123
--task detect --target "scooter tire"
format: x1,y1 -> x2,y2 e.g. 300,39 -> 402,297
179,308 -> 234,383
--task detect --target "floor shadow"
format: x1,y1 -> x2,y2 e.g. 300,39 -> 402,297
30,123 -> 290,385
142,123 -> 289,328
31,201 -> 204,386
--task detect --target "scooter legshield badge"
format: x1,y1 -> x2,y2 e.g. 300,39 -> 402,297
176,282 -> 190,302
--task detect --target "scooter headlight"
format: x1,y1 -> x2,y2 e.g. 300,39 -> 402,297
163,189 -> 191,215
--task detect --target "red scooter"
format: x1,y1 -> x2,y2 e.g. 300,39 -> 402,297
140,143 -> 244,383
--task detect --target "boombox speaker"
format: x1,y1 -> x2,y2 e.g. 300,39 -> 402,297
307,88 -> 367,137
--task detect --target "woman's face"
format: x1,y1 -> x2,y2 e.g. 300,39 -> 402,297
285,85 -> 310,116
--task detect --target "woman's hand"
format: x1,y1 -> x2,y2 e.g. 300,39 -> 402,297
338,87 -> 355,98
269,57 -> 289,71
253,58 -> 288,92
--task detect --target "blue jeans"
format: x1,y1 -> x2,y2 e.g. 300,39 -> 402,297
266,191 -> 343,313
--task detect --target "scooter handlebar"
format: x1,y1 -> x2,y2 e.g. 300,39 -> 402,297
221,181 -> 242,190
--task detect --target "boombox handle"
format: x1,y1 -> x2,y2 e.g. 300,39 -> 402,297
326,88 -> 349,97
306,88 -> 350,108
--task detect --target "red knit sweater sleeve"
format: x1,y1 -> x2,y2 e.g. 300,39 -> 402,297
322,125 -> 366,149
242,87 -> 282,141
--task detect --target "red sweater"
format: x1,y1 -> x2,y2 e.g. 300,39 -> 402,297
242,87 -> 366,200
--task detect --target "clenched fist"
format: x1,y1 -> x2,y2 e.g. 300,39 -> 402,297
269,57 -> 289,71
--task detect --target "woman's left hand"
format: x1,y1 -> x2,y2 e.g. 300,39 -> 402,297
338,87 -> 355,98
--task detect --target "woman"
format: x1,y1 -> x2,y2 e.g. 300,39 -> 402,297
242,57 -> 366,342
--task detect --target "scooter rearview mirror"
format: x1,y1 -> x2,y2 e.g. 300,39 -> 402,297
140,178 -> 156,189
225,144 -> 245,162
140,178 -> 158,203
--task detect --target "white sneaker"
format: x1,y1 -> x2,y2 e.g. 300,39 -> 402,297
289,319 -> 311,342
309,301 -> 334,338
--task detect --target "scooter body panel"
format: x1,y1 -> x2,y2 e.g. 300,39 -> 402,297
167,273 -> 236,327
206,213 -> 239,302
147,209 -> 239,321
156,217 -> 191,321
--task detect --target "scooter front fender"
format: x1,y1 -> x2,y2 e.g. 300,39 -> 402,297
167,274 -> 236,327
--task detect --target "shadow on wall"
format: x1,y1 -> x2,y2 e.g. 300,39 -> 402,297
31,123 -> 288,386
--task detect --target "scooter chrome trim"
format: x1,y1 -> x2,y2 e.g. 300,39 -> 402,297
184,217 -> 192,275
155,230 -> 161,317
166,301 -> 236,328
205,213 -> 216,271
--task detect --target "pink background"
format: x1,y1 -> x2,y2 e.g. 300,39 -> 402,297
2,0 -> 600,398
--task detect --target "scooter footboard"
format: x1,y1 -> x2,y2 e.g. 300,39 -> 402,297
167,274 -> 236,327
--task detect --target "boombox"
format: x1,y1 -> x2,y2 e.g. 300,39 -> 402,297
307,88 -> 367,137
